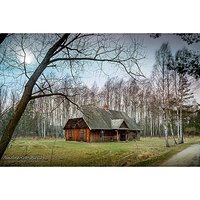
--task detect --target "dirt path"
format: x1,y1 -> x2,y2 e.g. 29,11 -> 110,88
162,144 -> 200,166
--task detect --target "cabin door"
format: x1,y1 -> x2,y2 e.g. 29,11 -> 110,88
120,132 -> 126,141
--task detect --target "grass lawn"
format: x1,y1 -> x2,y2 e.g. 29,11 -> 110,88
1,137 -> 200,166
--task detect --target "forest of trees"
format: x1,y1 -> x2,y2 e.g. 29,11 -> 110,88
0,59 -> 199,143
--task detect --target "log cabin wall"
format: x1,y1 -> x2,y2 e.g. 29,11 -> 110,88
101,132 -> 117,142
90,130 -> 118,142
65,128 -> 90,142
86,129 -> 90,142
65,128 -> 140,142
89,130 -> 101,142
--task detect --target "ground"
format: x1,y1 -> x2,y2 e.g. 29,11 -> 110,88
0,137 -> 200,166
162,144 -> 200,166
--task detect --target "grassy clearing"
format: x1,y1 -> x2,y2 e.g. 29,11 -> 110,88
0,137 -> 200,166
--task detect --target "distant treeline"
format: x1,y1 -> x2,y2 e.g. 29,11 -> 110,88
0,74 -> 199,139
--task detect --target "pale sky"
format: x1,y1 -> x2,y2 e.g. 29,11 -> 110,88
81,34 -> 200,88
1,33 -> 200,102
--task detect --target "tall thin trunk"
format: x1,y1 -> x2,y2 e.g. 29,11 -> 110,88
170,122 -> 177,145
179,105 -> 184,144
43,121 -> 46,138
163,123 -> 169,147
177,109 -> 180,140
150,115 -> 153,137
158,116 -> 161,137
163,124 -> 169,147
163,111 -> 169,147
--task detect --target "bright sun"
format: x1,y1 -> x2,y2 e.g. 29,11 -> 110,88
19,50 -> 33,64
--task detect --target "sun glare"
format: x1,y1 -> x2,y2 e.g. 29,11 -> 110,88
19,50 -> 33,64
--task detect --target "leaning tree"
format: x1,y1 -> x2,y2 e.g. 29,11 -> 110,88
0,33 -> 145,159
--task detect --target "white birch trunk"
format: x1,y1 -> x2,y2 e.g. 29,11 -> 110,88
179,106 -> 184,144
163,122 -> 169,147
170,122 -> 177,145
177,109 -> 180,140
163,111 -> 169,147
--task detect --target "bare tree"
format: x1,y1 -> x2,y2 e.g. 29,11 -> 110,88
0,33 -> 145,159
153,43 -> 174,147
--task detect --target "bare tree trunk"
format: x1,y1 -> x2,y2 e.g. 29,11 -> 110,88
0,34 -> 8,45
163,123 -> 169,147
150,116 -> 154,137
179,106 -> 184,144
158,116 -> 161,137
170,122 -> 177,145
163,111 -> 170,147
0,88 -> 31,158
0,34 -> 70,159
177,109 -> 180,140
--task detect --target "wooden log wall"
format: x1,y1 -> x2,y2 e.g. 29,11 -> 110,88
65,128 -> 90,142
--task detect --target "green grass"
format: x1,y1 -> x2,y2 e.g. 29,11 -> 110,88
0,137 -> 200,166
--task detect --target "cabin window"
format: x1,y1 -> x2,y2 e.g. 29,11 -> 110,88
69,130 -> 72,141
80,129 -> 84,141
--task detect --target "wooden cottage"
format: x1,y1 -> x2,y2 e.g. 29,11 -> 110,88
64,105 -> 142,142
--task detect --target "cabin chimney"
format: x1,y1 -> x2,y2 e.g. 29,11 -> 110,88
104,104 -> 109,111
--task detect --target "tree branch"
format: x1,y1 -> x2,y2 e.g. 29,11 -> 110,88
30,92 -> 81,110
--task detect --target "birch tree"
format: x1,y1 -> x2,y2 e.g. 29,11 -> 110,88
153,43 -> 174,147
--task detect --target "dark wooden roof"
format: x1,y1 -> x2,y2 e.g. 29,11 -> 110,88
64,106 -> 142,131
64,118 -> 88,129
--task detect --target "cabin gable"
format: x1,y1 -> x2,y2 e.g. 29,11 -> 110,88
119,121 -> 128,129
64,118 -> 88,129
